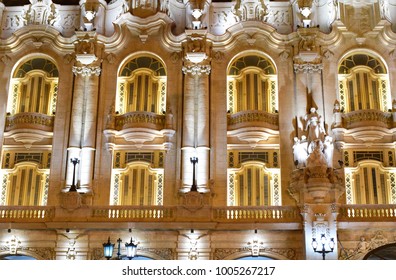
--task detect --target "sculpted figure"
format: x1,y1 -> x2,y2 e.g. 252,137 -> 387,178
304,107 -> 325,145
293,135 -> 308,168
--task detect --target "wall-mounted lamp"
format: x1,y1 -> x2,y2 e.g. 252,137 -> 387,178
312,233 -> 335,260
69,158 -> 80,192
103,236 -> 138,260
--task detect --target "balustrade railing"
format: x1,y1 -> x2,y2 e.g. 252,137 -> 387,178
5,112 -> 54,132
114,111 -> 165,130
227,110 -> 279,129
338,204 -> 396,220
0,206 -> 54,220
92,206 -> 175,220
213,206 -> 300,222
342,110 -> 392,129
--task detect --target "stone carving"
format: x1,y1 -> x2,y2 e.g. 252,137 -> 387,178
293,135 -> 308,168
288,107 -> 343,203
213,247 -> 296,260
340,231 -> 390,260
22,0 -> 59,26
304,107 -> 325,146
232,0 -> 269,22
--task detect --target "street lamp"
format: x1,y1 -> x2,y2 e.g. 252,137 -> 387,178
69,158 -> 80,192
190,157 -> 198,192
102,236 -> 138,260
312,233 -> 335,260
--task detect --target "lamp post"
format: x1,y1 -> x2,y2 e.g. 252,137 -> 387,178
102,237 -> 138,260
312,233 -> 335,260
69,158 -> 80,192
190,157 -> 198,192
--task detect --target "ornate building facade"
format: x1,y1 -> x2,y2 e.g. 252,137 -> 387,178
0,0 -> 396,260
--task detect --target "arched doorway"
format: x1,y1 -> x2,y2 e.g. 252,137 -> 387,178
364,243 -> 396,260
0,254 -> 37,260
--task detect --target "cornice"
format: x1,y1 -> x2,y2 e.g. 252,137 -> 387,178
210,21 -> 290,53
0,25 -> 75,54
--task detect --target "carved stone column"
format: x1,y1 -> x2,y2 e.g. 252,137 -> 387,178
65,33 -> 101,195
181,32 -> 211,193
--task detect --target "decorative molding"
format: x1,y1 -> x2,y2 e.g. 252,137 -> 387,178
182,64 -> 211,75
213,247 -> 296,260
72,65 -> 101,76
294,63 -> 323,73
339,231 -> 391,260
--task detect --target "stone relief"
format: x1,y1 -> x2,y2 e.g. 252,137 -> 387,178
213,247 -> 296,260
339,231 -> 392,260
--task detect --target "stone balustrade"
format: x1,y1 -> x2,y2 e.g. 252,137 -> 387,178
0,205 -> 301,223
5,112 -> 54,132
92,206 -> 175,220
341,110 -> 392,129
213,206 -> 300,222
114,111 -> 165,130
0,206 -> 54,220
227,110 -> 279,130
339,204 -> 396,220
4,204 -> 394,223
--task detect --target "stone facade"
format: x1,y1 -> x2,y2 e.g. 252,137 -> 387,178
0,0 -> 396,260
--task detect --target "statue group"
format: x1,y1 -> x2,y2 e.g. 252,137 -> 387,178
293,107 -> 333,169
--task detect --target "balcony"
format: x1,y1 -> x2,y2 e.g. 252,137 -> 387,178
114,111 -> 165,131
5,112 -> 54,132
332,109 -> 395,143
227,110 -> 279,147
104,111 -> 175,149
4,112 -> 54,148
340,110 -> 392,129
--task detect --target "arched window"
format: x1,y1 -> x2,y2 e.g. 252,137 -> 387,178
228,161 -> 280,207
0,162 -> 49,206
338,53 -> 390,113
8,58 -> 58,116
116,55 -> 166,115
227,55 -> 277,114
110,152 -> 164,206
345,160 -> 396,205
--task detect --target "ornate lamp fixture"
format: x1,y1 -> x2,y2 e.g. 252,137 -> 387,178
103,236 -> 138,260
312,233 -> 335,260
69,158 -> 80,192
190,157 -> 198,192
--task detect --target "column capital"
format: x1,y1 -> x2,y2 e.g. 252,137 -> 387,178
293,63 -> 323,74
72,65 -> 101,77
182,64 -> 211,76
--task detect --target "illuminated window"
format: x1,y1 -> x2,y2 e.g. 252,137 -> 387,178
116,56 -> 166,114
0,152 -> 51,206
227,55 -> 277,114
227,161 -> 280,206
338,53 -> 390,113
8,58 -> 58,115
345,161 -> 396,205
0,163 -> 49,206
111,152 -> 164,206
